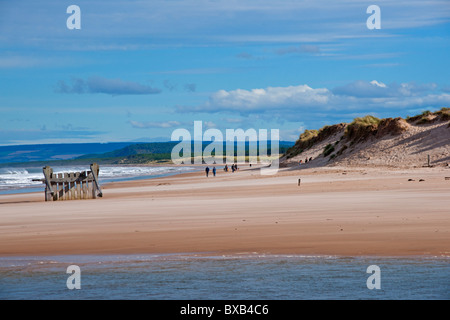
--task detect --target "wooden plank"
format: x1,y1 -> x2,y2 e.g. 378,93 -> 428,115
58,173 -> 64,200
92,180 -> 97,199
55,183 -> 59,201
88,181 -> 94,199
87,180 -> 91,199
75,173 -> 80,200
72,183 -> 76,200
63,181 -> 66,200
67,174 -> 71,200
52,183 -> 58,201
61,176 -> 65,200
68,181 -> 72,200
70,174 -> 75,200
77,182 -> 81,200
63,173 -> 68,200
66,182 -> 70,200
82,181 -> 87,199
45,176 -> 94,183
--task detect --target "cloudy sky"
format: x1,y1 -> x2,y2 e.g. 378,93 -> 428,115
1,0 -> 449,145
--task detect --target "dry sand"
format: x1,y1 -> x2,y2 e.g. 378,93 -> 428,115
1,165 -> 449,257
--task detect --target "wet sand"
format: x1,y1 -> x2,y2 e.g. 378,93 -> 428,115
1,165 -> 449,257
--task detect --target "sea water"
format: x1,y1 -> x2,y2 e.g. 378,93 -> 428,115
0,166 -> 195,194
0,254 -> 448,300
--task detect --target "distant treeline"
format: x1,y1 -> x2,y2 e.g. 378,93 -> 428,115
78,141 -> 292,158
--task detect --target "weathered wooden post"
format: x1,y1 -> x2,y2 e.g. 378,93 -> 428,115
298,178 -> 301,187
43,166 -> 54,202
90,163 -> 103,197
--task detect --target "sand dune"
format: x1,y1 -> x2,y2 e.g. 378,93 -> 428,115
282,116 -> 450,168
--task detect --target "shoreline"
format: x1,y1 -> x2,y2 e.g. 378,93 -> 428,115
1,252 -> 449,262
1,165 -> 449,258
0,164 -> 202,196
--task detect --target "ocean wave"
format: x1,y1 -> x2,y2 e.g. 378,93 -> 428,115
0,168 -> 29,175
0,166 -> 194,192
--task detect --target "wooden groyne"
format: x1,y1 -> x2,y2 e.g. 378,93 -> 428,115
34,163 -> 103,201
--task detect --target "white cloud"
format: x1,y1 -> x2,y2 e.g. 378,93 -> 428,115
370,80 -> 387,88
333,80 -> 438,98
201,85 -> 331,112
177,81 -> 450,119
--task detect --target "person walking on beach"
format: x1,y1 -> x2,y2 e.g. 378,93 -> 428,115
205,166 -> 210,177
212,167 -> 216,177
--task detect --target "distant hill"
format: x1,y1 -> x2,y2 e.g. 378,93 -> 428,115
78,141 -> 295,159
0,140 -> 295,167
282,108 -> 450,168
0,142 -> 135,164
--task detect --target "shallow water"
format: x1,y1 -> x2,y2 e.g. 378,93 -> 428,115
0,254 -> 448,300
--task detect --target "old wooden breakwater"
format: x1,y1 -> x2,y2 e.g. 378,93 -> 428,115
34,163 -> 103,201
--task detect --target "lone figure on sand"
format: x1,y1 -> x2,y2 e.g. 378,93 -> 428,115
205,166 -> 210,177
213,167 -> 216,177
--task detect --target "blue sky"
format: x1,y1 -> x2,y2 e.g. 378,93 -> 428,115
1,0 -> 449,145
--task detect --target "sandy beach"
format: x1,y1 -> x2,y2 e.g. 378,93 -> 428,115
0,165 -> 449,257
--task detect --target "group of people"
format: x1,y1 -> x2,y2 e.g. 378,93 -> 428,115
205,164 -> 239,177
299,157 -> 313,165
224,164 -> 238,172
